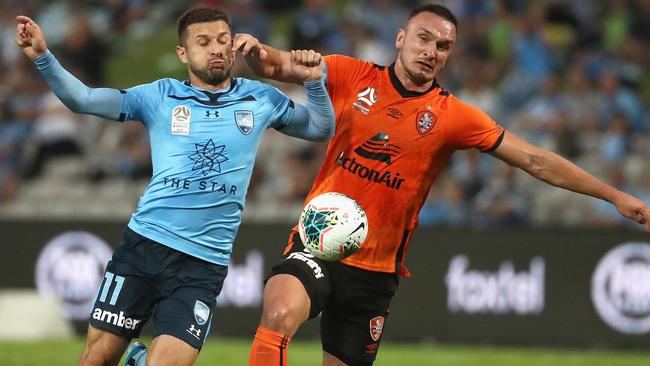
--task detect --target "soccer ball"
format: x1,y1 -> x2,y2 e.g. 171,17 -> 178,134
298,192 -> 368,261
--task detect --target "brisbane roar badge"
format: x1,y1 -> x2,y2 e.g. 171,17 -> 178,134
369,316 -> 385,341
415,110 -> 437,135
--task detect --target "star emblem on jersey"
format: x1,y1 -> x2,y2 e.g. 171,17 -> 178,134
301,206 -> 338,247
416,110 -> 437,135
189,139 -> 228,176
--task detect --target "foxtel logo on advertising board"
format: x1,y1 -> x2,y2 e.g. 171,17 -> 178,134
445,255 -> 545,315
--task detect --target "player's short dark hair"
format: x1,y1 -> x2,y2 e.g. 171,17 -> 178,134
408,4 -> 458,29
177,7 -> 232,45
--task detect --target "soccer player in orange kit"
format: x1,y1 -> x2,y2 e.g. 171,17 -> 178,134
234,4 -> 650,365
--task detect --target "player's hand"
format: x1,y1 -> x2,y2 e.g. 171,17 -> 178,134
613,192 -> 650,232
232,33 -> 268,59
15,15 -> 48,60
290,49 -> 324,83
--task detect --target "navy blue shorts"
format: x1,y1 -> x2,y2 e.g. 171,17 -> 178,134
89,228 -> 228,349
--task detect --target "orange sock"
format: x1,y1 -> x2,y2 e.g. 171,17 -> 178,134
248,326 -> 291,366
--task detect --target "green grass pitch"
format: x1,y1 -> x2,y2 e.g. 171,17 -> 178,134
1,339 -> 649,365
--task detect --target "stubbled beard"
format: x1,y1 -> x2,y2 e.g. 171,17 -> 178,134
190,61 -> 231,86
400,54 -> 434,86
404,63 -> 433,85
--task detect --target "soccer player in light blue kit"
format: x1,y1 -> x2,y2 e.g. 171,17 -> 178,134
16,7 -> 334,366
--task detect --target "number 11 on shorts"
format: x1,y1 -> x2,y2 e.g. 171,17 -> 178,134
98,272 -> 125,305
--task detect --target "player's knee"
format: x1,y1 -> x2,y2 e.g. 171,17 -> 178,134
77,345 -> 116,366
78,327 -> 126,366
262,302 -> 303,334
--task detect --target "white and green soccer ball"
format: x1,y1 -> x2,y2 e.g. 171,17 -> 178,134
298,192 -> 368,261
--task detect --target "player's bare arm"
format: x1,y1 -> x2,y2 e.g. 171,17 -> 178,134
233,33 -> 321,84
491,131 -> 650,231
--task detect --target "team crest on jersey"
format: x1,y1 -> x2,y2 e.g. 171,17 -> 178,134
415,110 -> 437,135
194,300 -> 210,325
171,105 -> 191,135
352,86 -> 378,115
369,316 -> 385,341
234,110 -> 254,135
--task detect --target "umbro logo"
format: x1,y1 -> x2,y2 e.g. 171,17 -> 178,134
353,132 -> 401,164
386,108 -> 403,119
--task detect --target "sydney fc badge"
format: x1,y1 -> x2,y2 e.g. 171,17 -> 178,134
234,110 -> 254,135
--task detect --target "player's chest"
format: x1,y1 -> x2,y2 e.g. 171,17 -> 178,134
336,86 -> 447,153
154,101 -> 268,143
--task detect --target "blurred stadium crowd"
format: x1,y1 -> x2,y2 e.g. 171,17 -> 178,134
0,0 -> 648,228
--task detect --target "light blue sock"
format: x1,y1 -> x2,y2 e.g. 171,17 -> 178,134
125,342 -> 148,366
129,348 -> 147,366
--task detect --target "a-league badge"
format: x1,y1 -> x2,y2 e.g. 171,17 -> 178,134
171,105 -> 191,135
234,110 -> 254,135
415,110 -> 436,135
194,300 -> 210,325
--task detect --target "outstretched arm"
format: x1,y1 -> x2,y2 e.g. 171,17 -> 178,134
16,15 -> 123,120
275,50 -> 334,142
490,131 -> 650,231
233,33 -> 319,84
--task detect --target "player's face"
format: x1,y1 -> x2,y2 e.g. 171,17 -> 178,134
177,20 -> 235,86
395,12 -> 456,86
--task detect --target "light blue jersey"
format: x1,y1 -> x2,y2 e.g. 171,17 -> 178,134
34,50 -> 333,267
120,78 -> 293,265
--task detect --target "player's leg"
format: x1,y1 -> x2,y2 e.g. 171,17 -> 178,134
248,274 -> 310,366
260,274 -> 311,335
322,352 -> 347,366
80,228 -> 158,366
141,249 -> 228,366
249,233 -> 332,366
77,325 -> 128,366
320,263 -> 398,366
145,335 -> 199,365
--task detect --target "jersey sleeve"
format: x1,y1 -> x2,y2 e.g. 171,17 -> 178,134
120,81 -> 162,125
444,98 -> 505,152
323,54 -> 375,102
266,85 -> 296,129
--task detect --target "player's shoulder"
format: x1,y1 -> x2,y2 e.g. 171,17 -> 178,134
233,77 -> 288,104
136,78 -> 185,93
324,54 -> 380,73
444,91 -> 483,114
234,77 -> 279,95
233,76 -> 263,89
442,91 -> 499,131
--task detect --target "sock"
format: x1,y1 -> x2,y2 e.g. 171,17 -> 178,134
248,326 -> 291,366
126,348 -> 147,366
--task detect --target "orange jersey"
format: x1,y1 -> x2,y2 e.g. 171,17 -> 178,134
286,54 -> 505,275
